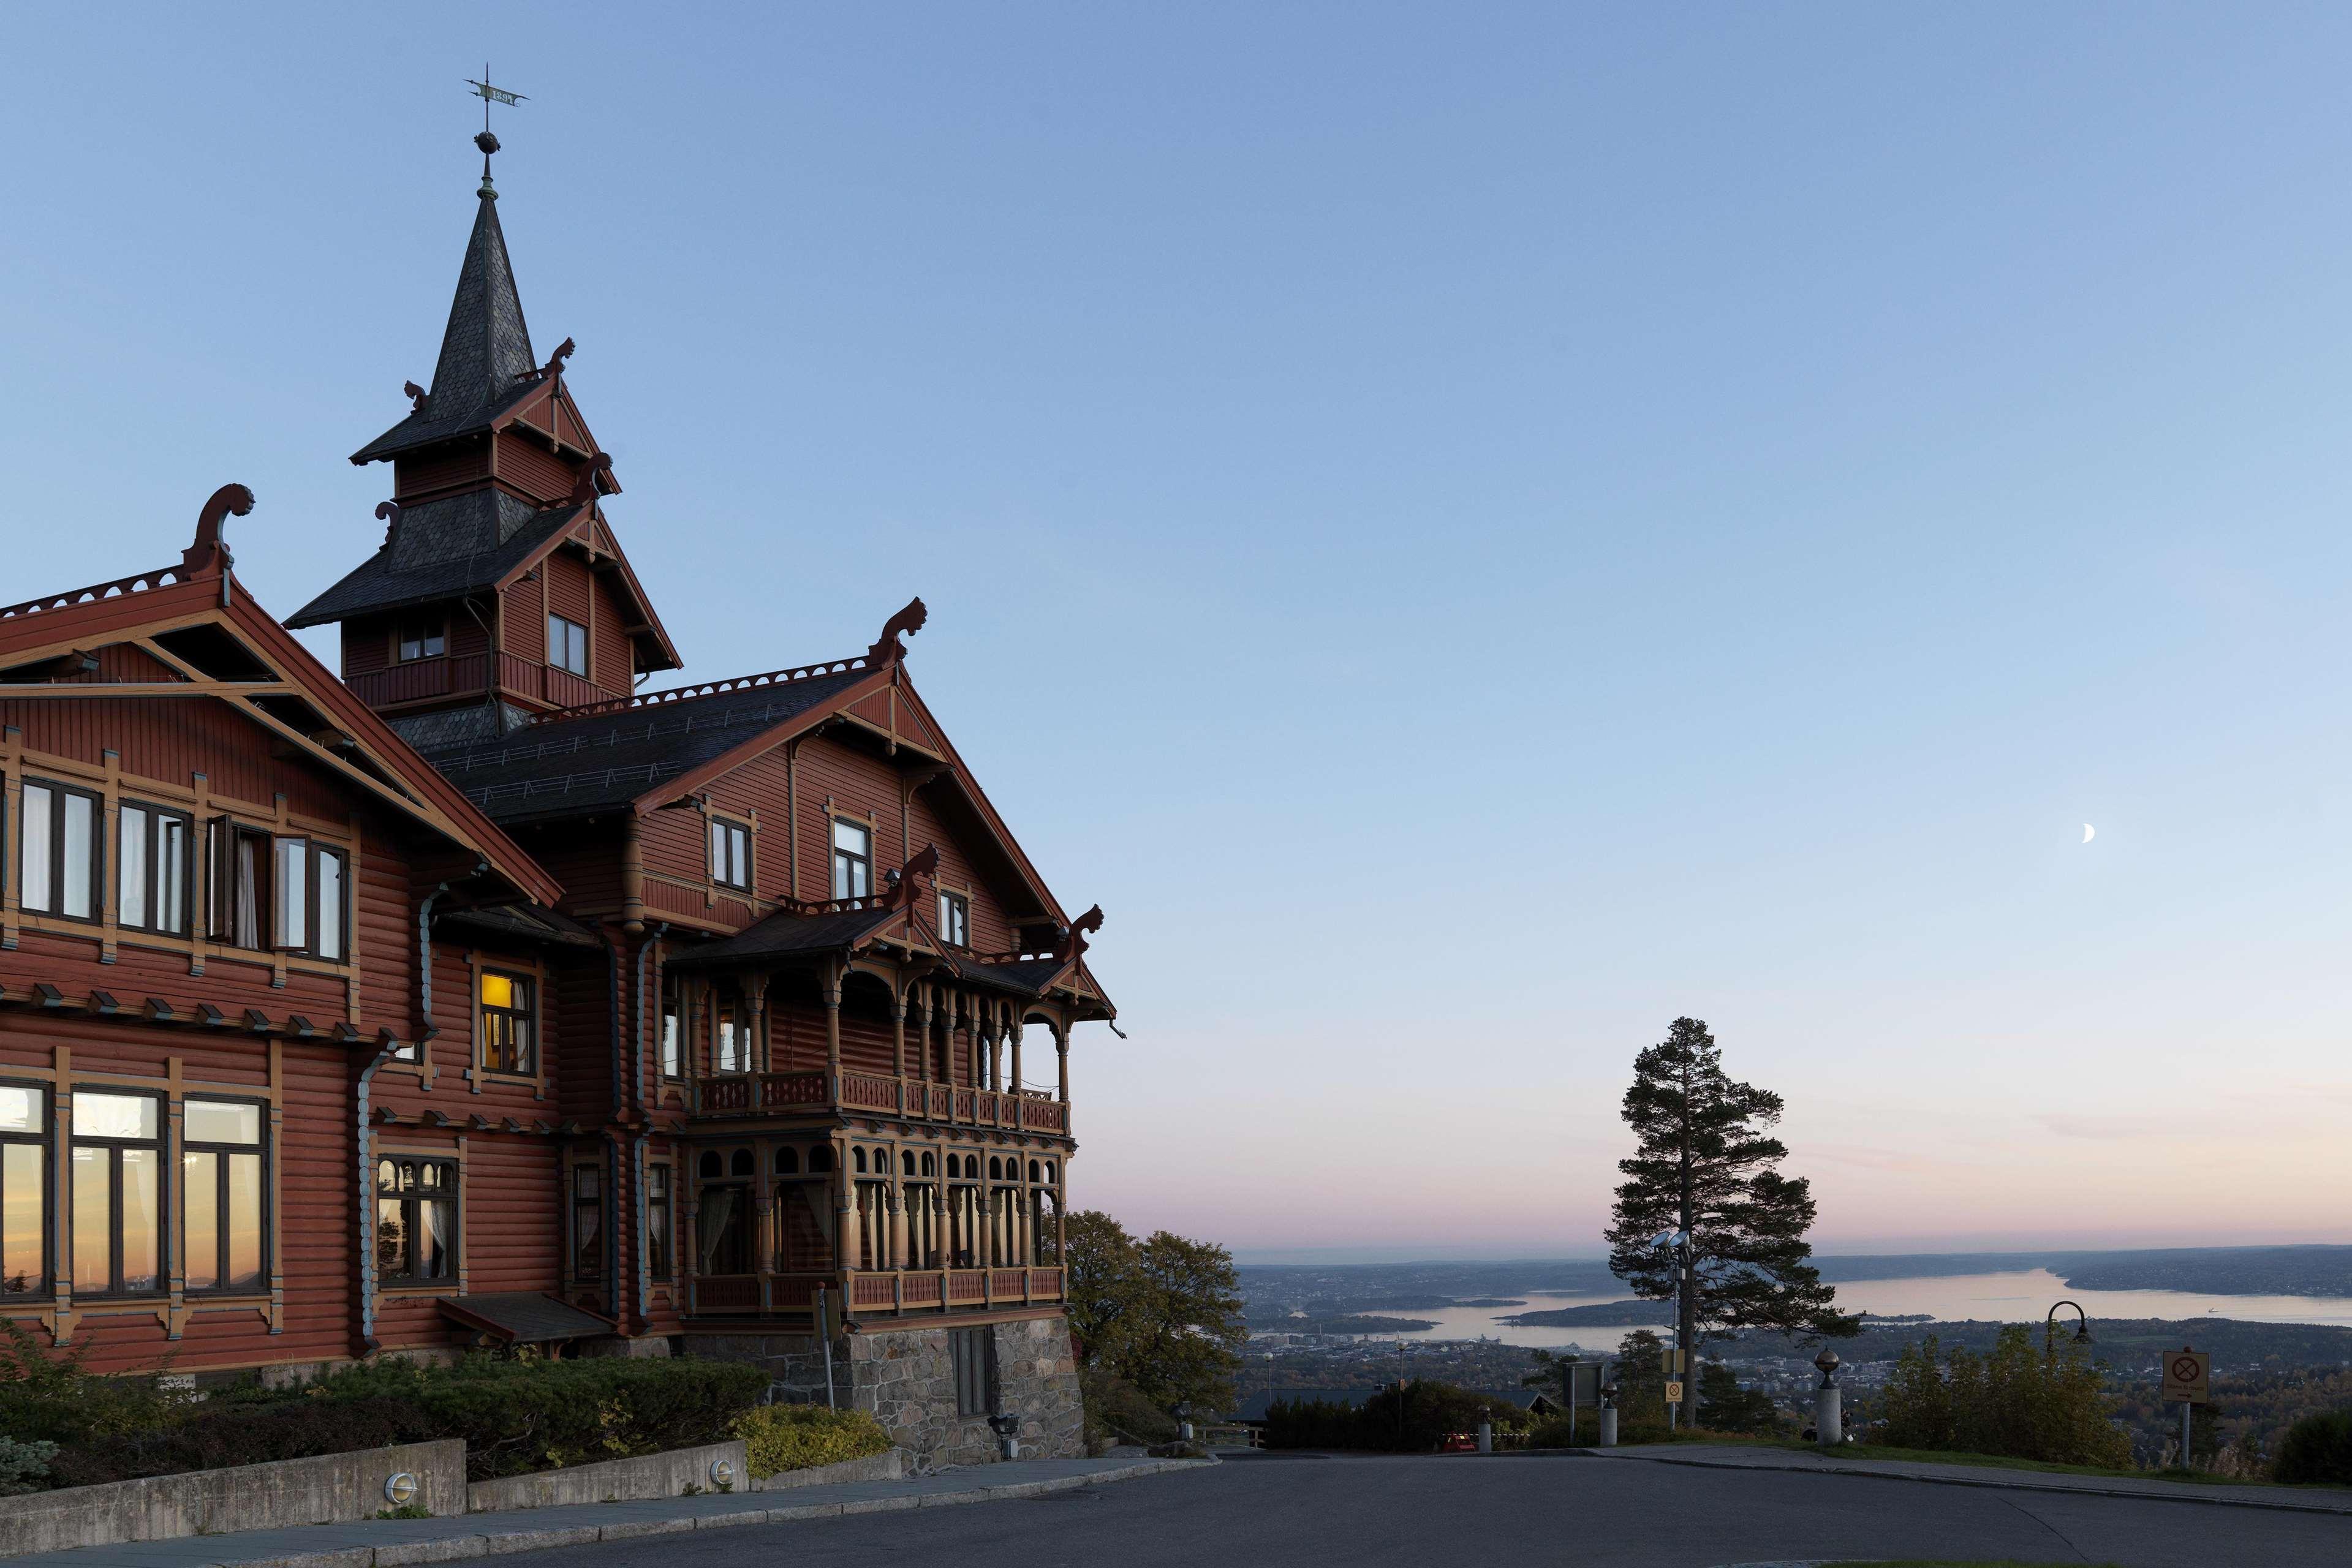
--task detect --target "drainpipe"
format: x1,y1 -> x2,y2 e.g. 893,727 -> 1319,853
605,930 -> 624,1320
357,880 -> 448,1356
630,923 -> 668,1332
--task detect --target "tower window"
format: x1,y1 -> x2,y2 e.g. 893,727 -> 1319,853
937,891 -> 970,948
831,820 -> 872,900
709,817 -> 751,890
546,614 -> 588,676
395,617 -> 446,662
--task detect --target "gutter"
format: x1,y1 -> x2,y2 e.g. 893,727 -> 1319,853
357,879 -> 448,1355
630,923 -> 668,1332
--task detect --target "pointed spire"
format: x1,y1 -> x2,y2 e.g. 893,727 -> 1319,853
423,140 -> 536,426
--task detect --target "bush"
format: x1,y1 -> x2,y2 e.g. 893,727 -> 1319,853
732,1404 -> 890,1478
1264,1381 -> 1522,1453
0,1438 -> 57,1496
1880,1327 -> 2130,1468
1080,1368 -> 1178,1452
2272,1410 -> 2352,1485
47,1398 -> 433,1489
0,1319 -> 189,1447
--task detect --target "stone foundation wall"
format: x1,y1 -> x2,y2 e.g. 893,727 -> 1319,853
681,1314 -> 1084,1466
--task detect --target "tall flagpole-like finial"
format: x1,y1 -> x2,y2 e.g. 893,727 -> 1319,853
464,67 -> 527,199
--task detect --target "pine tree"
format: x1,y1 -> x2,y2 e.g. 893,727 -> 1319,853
1605,1017 -> 1858,1357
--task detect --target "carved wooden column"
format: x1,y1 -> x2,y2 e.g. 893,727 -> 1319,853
822,959 -> 843,1084
1009,1016 -> 1024,1104
1056,1023 -> 1070,1102
743,973 -> 770,1076
832,1136 -> 853,1275
890,986 -> 907,1080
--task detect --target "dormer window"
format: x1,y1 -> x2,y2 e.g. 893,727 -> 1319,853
830,820 -> 872,900
937,891 -> 970,948
395,616 -> 445,662
546,613 -> 588,677
709,816 -> 751,891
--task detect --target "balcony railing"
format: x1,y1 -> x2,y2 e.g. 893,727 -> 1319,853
684,1265 -> 1065,1319
687,1070 -> 1070,1135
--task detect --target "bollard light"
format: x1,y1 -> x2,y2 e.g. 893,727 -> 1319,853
1813,1349 -> 1840,1389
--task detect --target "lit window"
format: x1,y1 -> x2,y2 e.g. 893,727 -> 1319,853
831,820 -> 872,900
183,1099 -> 265,1294
1,1085 -> 48,1298
18,780 -> 101,921
479,971 -> 537,1075
374,1156 -> 456,1285
396,617 -> 446,662
70,1091 -> 161,1297
546,613 -> 588,676
937,891 -> 970,948
118,803 -> 192,936
709,818 -> 751,890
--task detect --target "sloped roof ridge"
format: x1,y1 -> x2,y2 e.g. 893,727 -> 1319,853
524,654 -> 876,726
0,559 -> 202,625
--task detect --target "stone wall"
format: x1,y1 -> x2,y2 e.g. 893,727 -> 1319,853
681,1313 -> 1084,1466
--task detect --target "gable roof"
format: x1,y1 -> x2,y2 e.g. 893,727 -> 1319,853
0,491 -> 562,908
285,493 -> 580,627
352,189 -> 539,464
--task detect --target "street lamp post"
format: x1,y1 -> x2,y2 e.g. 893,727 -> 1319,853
2046,1300 -> 2092,1355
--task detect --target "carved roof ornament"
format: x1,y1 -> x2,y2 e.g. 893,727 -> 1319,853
403,380 -> 428,411
374,499 -> 402,545
1059,904 -> 1104,962
890,843 -> 941,911
520,336 -> 574,385
867,596 -> 928,665
182,483 -> 255,578
567,450 -> 614,508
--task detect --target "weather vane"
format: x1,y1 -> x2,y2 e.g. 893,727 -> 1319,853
462,67 -> 526,196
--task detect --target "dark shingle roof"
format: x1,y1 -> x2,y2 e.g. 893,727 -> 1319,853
665,904 -> 904,968
438,1291 -> 613,1345
951,956 -> 1069,997
353,192 -> 542,464
285,494 -> 580,628
421,668 -> 870,824
435,903 -> 607,951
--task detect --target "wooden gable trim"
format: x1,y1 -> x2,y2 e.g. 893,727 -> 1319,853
486,509 -> 681,674
626,663 -> 899,818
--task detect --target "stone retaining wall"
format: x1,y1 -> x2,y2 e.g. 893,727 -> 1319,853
751,1447 -> 908,1490
466,1441 -> 748,1513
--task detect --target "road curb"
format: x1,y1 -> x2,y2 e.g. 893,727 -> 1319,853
188,1458 -> 1212,1567
1590,1447 -> 2352,1518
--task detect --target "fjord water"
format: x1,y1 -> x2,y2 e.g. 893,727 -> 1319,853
1363,1268 -> 2352,1354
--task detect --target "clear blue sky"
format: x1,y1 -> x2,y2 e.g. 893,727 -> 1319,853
7,4 -> 2352,1259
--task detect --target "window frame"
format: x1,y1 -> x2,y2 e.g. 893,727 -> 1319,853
950,1325 -> 997,1417
709,815 -> 752,891
546,612 -> 589,677
659,988 -> 683,1080
181,1096 -> 268,1297
937,890 -> 970,949
0,1081 -> 50,1301
116,800 -> 195,937
830,818 -> 872,902
18,777 -> 104,923
647,1161 -> 674,1279
206,819 -> 274,951
395,616 -> 447,663
68,1088 -> 165,1300
570,1161 -> 605,1283
477,970 -> 538,1077
373,1154 -> 459,1287
270,838 -> 351,961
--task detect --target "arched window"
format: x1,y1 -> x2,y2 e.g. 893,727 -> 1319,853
1029,1159 -> 1041,1183
698,1151 -> 721,1179
853,1147 -> 868,1174
921,1152 -> 936,1177
901,1150 -> 915,1175
988,1156 -> 1001,1180
1045,1159 -> 1058,1183
730,1149 -> 755,1178
809,1145 -> 835,1174
776,1146 -> 800,1175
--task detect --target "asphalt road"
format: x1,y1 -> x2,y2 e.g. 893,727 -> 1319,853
537,1450 -> 2352,1568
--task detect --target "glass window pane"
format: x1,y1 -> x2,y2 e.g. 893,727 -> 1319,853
546,614 -> 562,662
74,1092 -> 157,1140
274,839 -> 305,948
72,1147 -> 109,1289
233,834 -> 262,948
119,807 -> 148,927
185,1099 -> 261,1145
184,1150 -> 219,1291
480,972 -> 512,1010
20,784 -> 51,912
0,1087 -> 36,1134
120,1148 -> 158,1292
225,1153 -> 262,1291
660,1009 -> 679,1078
316,851 -> 344,960
376,1196 -> 409,1276
420,1199 -> 452,1278
833,820 -> 867,854
61,792 -> 94,918
3,1142 -> 43,1295
571,622 -> 588,673
157,815 -> 186,933
709,819 -> 724,877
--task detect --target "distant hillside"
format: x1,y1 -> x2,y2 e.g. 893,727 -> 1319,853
1499,1299 -> 1673,1327
1813,1245 -> 2352,1299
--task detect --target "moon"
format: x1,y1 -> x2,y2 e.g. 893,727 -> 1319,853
2082,824 -> 2095,844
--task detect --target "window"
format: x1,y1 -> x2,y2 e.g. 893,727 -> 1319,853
714,1001 -> 746,1074
118,803 -> 192,936
830,819 -> 871,900
374,1156 -> 456,1285
206,821 -> 271,949
950,1326 -> 997,1417
572,1163 -> 603,1280
18,780 -> 100,921
183,1098 -> 264,1294
647,1164 -> 673,1278
270,839 -> 349,960
478,972 -> 536,1075
546,614 -> 588,677
937,891 -> 970,948
1,1085 -> 47,1298
696,1151 -> 751,1275
709,817 -> 751,890
70,1091 -> 162,1296
395,617 -> 446,662
660,991 -> 681,1080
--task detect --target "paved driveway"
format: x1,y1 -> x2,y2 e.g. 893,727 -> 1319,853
539,1450 -> 2352,1568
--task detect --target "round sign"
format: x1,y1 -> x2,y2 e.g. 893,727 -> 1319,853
2169,1355 -> 2202,1383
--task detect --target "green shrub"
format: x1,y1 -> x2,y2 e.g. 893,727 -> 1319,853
2272,1410 -> 2352,1485
1264,1381 -> 1522,1453
1080,1368 -> 1178,1450
0,1318 -> 189,1447
1879,1328 -> 2130,1468
0,1438 -> 58,1496
732,1403 -> 890,1478
45,1397 -> 433,1489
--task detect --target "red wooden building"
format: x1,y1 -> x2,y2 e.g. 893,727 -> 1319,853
0,135 -> 1112,1462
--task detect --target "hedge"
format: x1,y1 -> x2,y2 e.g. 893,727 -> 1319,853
732,1404 -> 891,1478
2273,1410 -> 2352,1486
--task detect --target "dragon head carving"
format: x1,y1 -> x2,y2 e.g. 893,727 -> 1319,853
867,596 -> 929,665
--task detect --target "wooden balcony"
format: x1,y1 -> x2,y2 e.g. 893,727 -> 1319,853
684,1265 -> 1065,1320
687,1069 -> 1072,1136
